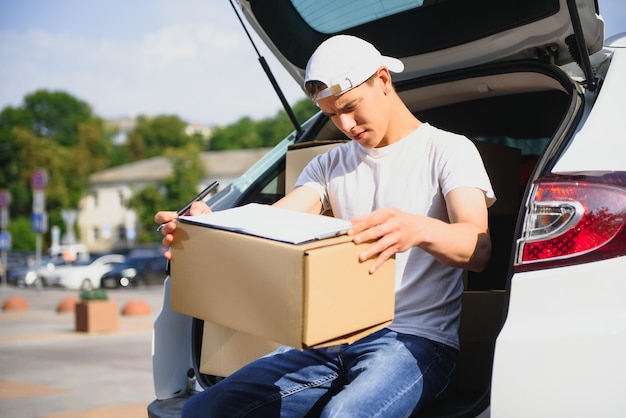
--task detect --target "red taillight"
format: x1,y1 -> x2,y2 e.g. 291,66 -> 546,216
514,172 -> 626,272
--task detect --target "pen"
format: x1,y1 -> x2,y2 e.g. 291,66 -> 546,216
156,181 -> 219,232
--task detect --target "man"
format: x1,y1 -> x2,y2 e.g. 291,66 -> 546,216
156,34 -> 495,417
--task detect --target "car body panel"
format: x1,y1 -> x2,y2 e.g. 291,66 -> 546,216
553,39 -> 626,173
54,254 -> 126,290
152,277 -> 194,399
101,255 -> 167,288
491,39 -> 626,416
492,256 -> 626,416
36,258 -> 70,287
6,265 -> 40,287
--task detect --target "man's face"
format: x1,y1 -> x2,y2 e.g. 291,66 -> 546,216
317,71 -> 392,148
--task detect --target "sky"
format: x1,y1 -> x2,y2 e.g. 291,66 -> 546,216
1,0 -> 625,127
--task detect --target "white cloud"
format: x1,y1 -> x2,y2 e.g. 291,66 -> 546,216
0,6 -> 305,126
10,0 -> 621,128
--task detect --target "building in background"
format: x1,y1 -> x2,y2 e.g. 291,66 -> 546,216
78,148 -> 270,253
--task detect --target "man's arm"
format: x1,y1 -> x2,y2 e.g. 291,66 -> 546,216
350,187 -> 491,273
155,186 -> 323,259
422,187 -> 491,272
273,185 -> 323,214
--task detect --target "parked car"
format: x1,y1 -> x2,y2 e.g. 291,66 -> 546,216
35,257 -> 73,287
53,254 -> 126,290
150,1 -> 625,417
5,255 -> 66,288
100,255 -> 167,288
6,263 -> 40,288
2,251 -> 34,286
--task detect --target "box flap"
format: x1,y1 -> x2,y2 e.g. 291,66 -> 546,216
199,319 -> 391,378
200,321 -> 281,377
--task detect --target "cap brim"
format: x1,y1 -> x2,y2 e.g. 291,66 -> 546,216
383,56 -> 404,73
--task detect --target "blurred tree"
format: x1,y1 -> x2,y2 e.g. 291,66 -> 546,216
208,98 -> 318,150
6,217 -> 37,251
0,107 -> 32,210
13,126 -> 72,210
209,116 -> 261,150
76,119 -> 111,173
128,185 -> 164,244
162,143 -> 206,209
126,115 -> 201,161
292,97 -> 319,123
0,90 -> 111,250
0,90 -> 314,251
22,90 -> 93,147
129,142 -> 205,244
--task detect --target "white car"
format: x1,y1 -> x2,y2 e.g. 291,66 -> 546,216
149,1 -> 625,417
53,254 -> 126,290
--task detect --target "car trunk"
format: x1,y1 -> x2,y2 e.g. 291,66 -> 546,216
148,65 -> 579,417
162,61 -> 577,418
149,0 -> 603,414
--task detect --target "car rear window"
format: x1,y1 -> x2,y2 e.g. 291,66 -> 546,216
290,0 -> 423,33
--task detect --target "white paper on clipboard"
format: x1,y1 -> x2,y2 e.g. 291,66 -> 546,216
179,203 -> 352,245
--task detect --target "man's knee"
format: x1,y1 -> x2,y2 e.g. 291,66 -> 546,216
181,389 -> 220,418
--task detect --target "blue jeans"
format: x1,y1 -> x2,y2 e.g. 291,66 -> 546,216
182,328 -> 459,417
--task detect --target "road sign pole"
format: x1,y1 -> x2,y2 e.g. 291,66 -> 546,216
0,189 -> 10,294
31,169 -> 48,274
0,246 -> 6,296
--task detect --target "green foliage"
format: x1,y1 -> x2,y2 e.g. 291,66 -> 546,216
292,97 -> 319,122
0,88 -> 313,251
0,90 -> 115,251
128,143 -> 205,244
21,90 -> 93,147
79,288 -> 109,301
126,115 -> 200,161
129,185 -> 164,244
209,117 -> 261,150
162,143 -> 206,208
208,98 -> 318,150
7,217 -> 37,250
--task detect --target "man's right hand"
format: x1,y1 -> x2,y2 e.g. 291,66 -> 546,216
155,201 -> 211,259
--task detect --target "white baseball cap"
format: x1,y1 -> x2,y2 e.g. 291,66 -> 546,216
304,35 -> 404,101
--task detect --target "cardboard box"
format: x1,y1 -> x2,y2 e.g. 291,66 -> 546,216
170,222 -> 395,349
199,321 -> 281,377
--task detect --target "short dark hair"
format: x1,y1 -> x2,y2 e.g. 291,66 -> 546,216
304,80 -> 327,100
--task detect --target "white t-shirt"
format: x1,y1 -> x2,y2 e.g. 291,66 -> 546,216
295,123 -> 496,349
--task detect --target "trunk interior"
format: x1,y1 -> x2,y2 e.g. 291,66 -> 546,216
184,62 -> 577,417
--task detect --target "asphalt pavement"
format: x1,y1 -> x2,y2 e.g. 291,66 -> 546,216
0,284 -> 166,418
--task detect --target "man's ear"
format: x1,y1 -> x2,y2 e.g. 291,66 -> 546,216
376,66 -> 393,94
